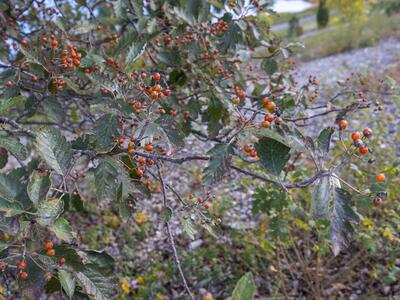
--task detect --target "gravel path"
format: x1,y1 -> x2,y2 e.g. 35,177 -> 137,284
294,38 -> 400,86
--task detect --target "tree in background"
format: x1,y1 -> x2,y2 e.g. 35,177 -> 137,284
317,0 -> 330,28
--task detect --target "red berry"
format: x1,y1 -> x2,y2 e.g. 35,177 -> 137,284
152,73 -> 161,81
17,261 -> 27,269
43,241 -> 53,250
351,132 -> 361,141
359,146 -> 368,155
58,257 -> 65,265
18,271 -> 28,280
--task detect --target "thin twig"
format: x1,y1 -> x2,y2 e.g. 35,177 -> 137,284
156,163 -> 195,300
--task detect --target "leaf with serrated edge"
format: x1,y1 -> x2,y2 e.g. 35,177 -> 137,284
0,136 -> 28,161
232,272 -> 256,300
93,114 -> 120,152
27,171 -> 50,206
74,267 -> 117,300
50,217 -> 75,243
255,137 -> 291,176
203,143 -> 234,185
94,158 -> 120,203
59,269 -> 76,298
312,174 -> 359,255
35,127 -> 73,175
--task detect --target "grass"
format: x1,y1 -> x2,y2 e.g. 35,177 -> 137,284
298,12 -> 400,60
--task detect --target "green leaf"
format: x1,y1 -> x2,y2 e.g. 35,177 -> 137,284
80,52 -> 104,68
93,114 -> 120,152
126,42 -> 146,64
36,127 -> 73,175
74,266 -> 117,300
41,97 -> 65,123
115,183 -> 135,219
0,173 -> 31,215
232,272 -> 256,300
94,158 -> 120,203
0,136 -> 28,161
317,127 -> 334,155
261,58 -> 278,75
160,207 -> 172,222
312,175 -> 360,255
220,22 -> 241,54
203,143 -> 234,186
0,2 -> 9,11
203,95 -> 228,138
252,186 -> 288,214
255,137 -> 291,176
36,198 -> 64,226
59,270 -> 76,298
0,96 -> 25,112
155,115 -> 186,147
27,171 -> 51,206
50,217 -> 75,243
181,218 -> 197,240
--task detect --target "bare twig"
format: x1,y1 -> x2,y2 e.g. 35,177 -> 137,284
156,163 -> 195,300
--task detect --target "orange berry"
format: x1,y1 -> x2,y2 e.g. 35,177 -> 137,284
73,58 -> 80,66
264,113 -> 274,122
6,80 -> 13,87
145,144 -> 153,152
261,97 -> 270,106
376,173 -> 385,182
135,169 -> 143,177
150,91 -> 158,100
138,157 -> 146,164
106,57 -> 114,64
43,241 -> 53,250
351,132 -> 361,141
17,261 -> 27,269
261,121 -> 270,128
18,271 -> 28,280
237,90 -> 245,99
50,40 -> 58,48
359,146 -> 368,155
57,257 -> 65,265
44,273 -> 52,281
153,84 -> 161,92
339,119 -> 348,130
266,101 -> 276,113
152,73 -> 161,81
127,148 -> 135,156
248,150 -> 257,158
31,76 -> 39,82
231,98 -> 240,105
20,39 -> 28,46
47,249 -> 56,256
